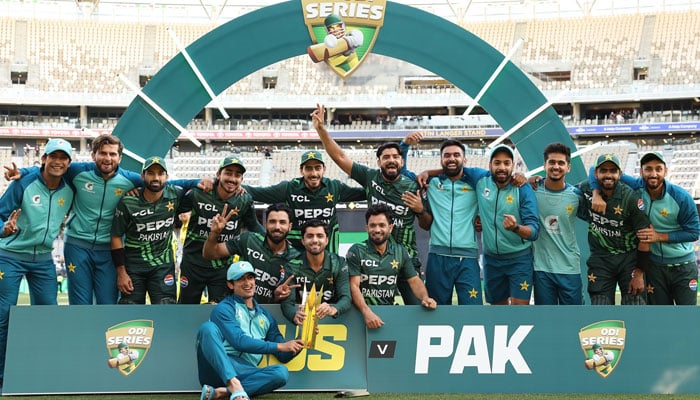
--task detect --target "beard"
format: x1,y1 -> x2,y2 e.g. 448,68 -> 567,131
266,230 -> 288,244
145,180 -> 164,192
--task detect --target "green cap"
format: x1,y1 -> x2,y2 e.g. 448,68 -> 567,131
640,151 -> 665,165
592,343 -> 603,351
595,153 -> 621,169
118,342 -> 129,350
142,156 -> 167,173
219,155 -> 246,173
300,150 -> 325,166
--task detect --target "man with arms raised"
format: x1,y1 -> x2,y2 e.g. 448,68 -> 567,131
243,151 -> 365,253
312,104 -> 430,305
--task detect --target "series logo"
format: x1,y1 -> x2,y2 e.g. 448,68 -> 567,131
302,0 -> 387,78
579,320 -> 625,378
105,320 -> 154,376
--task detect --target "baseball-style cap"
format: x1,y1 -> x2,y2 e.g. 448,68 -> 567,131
142,156 -> 168,173
300,150 -> 325,166
44,138 -> 72,159
226,261 -> 255,281
595,153 -> 621,169
640,151 -> 665,166
489,144 -> 514,160
219,155 -> 246,173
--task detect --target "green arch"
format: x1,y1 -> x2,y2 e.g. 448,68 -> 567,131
113,0 -> 582,181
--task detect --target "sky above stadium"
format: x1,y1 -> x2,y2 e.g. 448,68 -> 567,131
0,0 -> 699,23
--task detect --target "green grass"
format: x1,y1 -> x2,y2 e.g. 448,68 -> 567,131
3,393 -> 700,400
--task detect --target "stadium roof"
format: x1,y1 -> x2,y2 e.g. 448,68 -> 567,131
1,0 -> 699,23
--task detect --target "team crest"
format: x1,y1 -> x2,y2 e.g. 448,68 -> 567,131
579,320 -> 625,378
105,320 -> 154,376
302,0 -> 387,78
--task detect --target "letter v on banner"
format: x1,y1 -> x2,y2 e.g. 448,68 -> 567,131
301,0 -> 386,78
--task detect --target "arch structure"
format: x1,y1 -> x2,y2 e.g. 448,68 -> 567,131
112,0 -> 582,182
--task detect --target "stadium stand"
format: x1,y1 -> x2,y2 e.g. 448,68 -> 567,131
0,1 -> 699,198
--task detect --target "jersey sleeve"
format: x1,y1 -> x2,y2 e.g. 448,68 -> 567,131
110,198 -> 130,237
345,244 -> 362,276
210,304 -> 277,355
349,162 -> 371,187
241,199 -> 265,235
243,181 -> 288,204
332,256 -> 352,316
339,183 -> 367,202
518,183 -> 540,240
0,178 -> 26,233
668,185 -> 700,243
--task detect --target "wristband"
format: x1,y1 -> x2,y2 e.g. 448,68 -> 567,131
111,248 -> 126,268
511,224 -> 520,233
637,250 -> 651,273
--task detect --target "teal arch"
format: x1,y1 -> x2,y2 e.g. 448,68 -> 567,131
113,0 -> 583,182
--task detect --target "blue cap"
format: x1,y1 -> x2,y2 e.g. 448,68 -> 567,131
44,138 -> 72,159
226,261 -> 255,281
489,144 -> 514,160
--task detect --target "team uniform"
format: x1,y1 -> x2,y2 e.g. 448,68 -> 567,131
532,181 -> 586,305
423,173 -> 482,305
178,188 -> 263,304
617,174 -> 700,304
350,162 -> 423,304
346,239 -> 416,305
281,250 -> 352,322
226,232 -> 300,304
196,294 -> 295,397
0,168 -> 73,382
462,167 -> 540,304
19,162 -> 198,304
577,180 -> 651,305
111,184 -> 185,304
243,178 -> 364,253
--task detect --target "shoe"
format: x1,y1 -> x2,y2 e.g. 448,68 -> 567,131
200,384 -> 215,400
230,389 -> 249,400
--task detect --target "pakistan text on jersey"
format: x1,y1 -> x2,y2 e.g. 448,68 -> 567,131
590,225 -> 623,237
138,231 -> 171,242
361,287 -> 396,299
196,229 -> 237,242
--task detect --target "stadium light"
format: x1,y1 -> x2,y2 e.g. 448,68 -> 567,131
166,27 -> 230,120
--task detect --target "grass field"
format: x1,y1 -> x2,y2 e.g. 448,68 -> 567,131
3,393 -> 700,400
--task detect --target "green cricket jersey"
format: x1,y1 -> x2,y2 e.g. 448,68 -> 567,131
281,250 -> 352,321
111,185 -> 185,269
577,181 -> 651,255
226,231 -> 301,304
180,188 -> 264,269
350,162 -> 421,259
243,178 -> 365,252
346,239 -> 416,305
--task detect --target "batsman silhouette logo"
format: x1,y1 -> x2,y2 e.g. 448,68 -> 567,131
579,320 -> 626,378
302,0 -> 387,78
105,320 -> 154,376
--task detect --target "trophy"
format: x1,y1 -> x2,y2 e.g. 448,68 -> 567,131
298,283 -> 322,349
